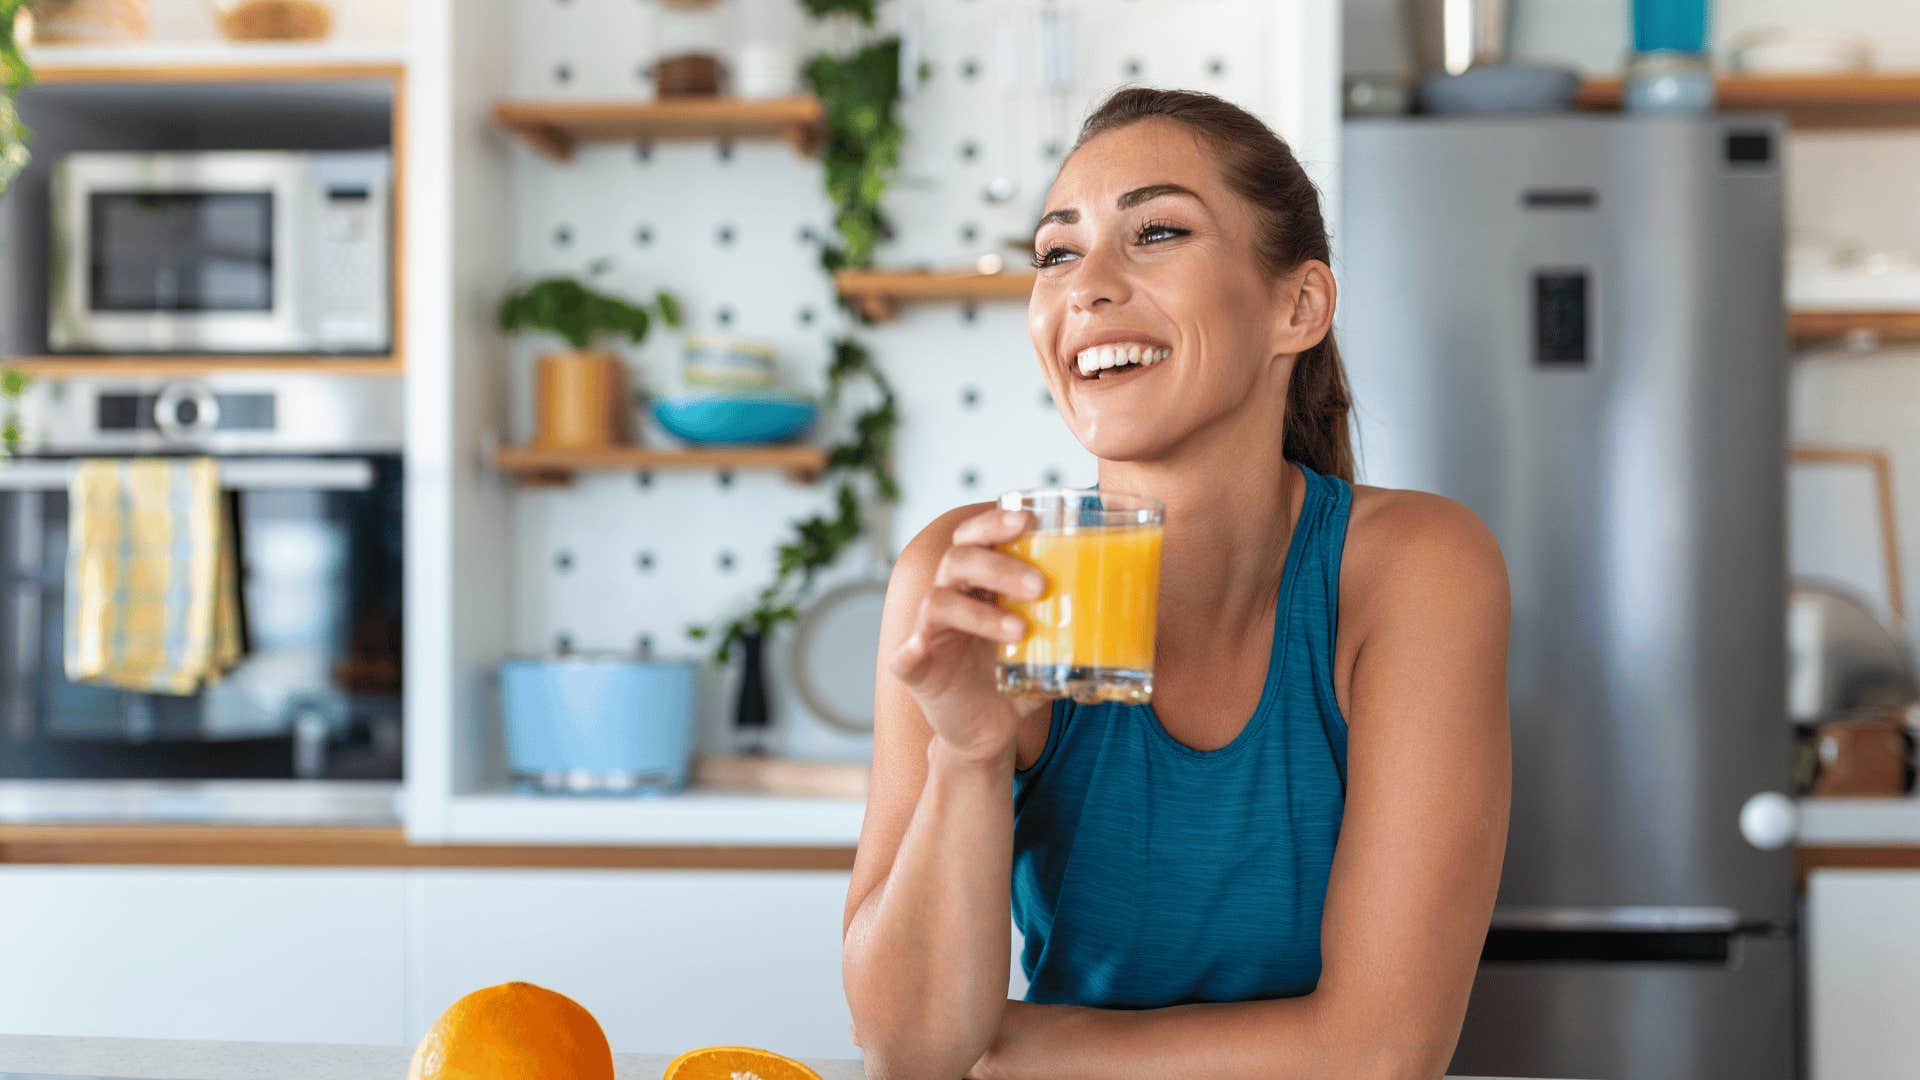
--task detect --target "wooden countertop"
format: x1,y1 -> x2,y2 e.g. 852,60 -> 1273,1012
0,824 -> 855,871
4,824 -> 1913,882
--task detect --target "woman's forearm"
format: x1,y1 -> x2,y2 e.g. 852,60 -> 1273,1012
844,737 -> 1016,1077
975,996 -> 1452,1080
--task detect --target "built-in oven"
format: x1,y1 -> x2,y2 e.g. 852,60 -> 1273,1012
48,150 -> 391,355
0,377 -> 403,809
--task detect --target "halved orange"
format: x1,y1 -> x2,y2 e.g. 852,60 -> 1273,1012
661,1045 -> 823,1080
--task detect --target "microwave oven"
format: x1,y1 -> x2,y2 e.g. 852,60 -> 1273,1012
48,150 -> 391,355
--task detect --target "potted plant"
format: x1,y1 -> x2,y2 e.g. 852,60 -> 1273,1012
497,276 -> 680,449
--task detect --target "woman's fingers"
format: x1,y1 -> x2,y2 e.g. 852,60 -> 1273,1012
950,506 -> 1032,547
933,545 -> 1046,600
920,587 -> 1027,646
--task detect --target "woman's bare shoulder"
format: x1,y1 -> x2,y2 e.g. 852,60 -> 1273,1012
878,501 -> 1003,635
1340,483 -> 1509,640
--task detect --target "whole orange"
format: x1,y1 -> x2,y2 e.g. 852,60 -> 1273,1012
407,981 -> 614,1080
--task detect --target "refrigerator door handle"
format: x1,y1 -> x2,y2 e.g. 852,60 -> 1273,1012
1490,905 -> 1741,932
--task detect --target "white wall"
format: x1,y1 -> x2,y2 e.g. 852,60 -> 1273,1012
478,0 -> 1340,772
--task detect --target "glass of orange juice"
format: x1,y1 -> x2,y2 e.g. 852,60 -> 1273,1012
994,487 -> 1164,704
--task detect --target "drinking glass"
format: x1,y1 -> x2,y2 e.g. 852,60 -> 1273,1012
994,487 -> 1164,704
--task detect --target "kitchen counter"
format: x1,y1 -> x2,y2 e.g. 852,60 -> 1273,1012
0,1035 -> 1557,1078
0,1035 -> 864,1078
0,824 -> 853,870
1798,796 -> 1920,845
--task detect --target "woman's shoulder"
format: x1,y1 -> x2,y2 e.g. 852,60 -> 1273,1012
1339,482 -> 1509,638
883,500 -> 999,603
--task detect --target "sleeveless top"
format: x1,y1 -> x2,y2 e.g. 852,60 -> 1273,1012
1011,459 -> 1353,1009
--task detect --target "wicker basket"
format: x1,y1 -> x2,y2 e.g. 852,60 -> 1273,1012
212,0 -> 334,42
21,0 -> 150,44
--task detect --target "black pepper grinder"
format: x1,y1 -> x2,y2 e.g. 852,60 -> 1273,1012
733,629 -> 769,755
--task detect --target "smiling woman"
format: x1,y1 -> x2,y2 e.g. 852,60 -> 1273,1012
841,88 -> 1512,1080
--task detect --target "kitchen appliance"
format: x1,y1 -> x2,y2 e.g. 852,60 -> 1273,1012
1789,584 -> 1916,726
1406,0 -> 1509,76
1343,116 -> 1794,1079
1405,0 -> 1578,115
0,376 -> 403,796
49,150 -> 391,355
499,655 -> 698,794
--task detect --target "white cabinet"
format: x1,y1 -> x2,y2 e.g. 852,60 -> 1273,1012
406,869 -> 858,1059
1809,870 -> 1920,1080
0,867 -> 408,1045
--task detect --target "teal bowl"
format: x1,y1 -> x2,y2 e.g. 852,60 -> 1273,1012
652,394 -> 818,445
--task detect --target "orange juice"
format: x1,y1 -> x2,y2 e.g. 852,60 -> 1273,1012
997,523 -> 1163,703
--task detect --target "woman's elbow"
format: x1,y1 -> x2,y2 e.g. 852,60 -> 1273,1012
843,962 -> 1000,1078
858,1041 -> 990,1080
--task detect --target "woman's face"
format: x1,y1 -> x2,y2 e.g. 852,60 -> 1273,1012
1028,118 -> 1298,464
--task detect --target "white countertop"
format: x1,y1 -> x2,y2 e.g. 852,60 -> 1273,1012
0,1035 -> 1558,1079
1798,796 -> 1920,845
0,1035 -> 864,1079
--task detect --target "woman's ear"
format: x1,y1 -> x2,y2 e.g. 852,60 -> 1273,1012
1269,259 -> 1336,359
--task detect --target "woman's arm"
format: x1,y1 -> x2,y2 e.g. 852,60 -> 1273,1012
973,495 -> 1512,1080
842,505 -> 1049,1079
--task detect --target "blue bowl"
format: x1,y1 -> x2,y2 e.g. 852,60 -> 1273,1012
652,394 -> 818,445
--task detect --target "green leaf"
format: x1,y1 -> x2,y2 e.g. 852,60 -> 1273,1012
655,290 -> 683,329
498,277 -> 664,351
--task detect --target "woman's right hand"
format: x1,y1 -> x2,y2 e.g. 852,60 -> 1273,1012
886,506 -> 1046,766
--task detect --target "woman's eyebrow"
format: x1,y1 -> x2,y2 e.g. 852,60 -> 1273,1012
1035,182 -> 1206,233
1116,182 -> 1203,210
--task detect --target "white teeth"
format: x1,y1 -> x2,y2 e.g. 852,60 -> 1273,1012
1072,342 -> 1171,377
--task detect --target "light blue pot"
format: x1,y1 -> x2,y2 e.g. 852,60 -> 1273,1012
500,656 -> 698,795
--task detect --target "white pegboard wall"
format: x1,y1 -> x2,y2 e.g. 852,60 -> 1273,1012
497,0 -> 1332,757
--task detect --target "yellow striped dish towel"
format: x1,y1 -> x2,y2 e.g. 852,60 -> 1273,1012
64,458 -> 242,694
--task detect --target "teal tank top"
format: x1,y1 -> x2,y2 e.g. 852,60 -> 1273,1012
1011,459 -> 1352,1008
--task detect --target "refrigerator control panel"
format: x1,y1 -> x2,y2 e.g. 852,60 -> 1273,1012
1533,270 -> 1590,369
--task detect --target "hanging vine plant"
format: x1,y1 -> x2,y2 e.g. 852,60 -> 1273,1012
0,0 -> 34,453
689,5 -> 903,663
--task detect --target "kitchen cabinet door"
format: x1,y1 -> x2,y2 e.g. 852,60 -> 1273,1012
0,866 -> 407,1045
1809,870 -> 1920,1080
408,869 -> 859,1059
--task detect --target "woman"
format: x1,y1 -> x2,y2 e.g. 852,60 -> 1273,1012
842,88 -> 1511,1079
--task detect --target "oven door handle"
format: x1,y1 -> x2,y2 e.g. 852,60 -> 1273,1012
0,459 -> 376,492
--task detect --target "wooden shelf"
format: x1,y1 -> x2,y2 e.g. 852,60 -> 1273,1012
1789,310 -> 1920,346
491,96 -> 825,161
1576,72 -> 1920,128
833,268 -> 1036,322
28,44 -> 406,85
493,443 -> 829,485
5,355 -> 403,377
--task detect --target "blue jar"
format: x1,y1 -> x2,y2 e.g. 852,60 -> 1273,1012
1633,0 -> 1710,55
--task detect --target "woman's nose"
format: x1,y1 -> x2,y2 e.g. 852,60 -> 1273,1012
1067,246 -> 1131,312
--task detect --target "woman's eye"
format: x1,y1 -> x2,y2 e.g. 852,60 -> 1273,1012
1137,223 -> 1189,244
1031,246 -> 1079,268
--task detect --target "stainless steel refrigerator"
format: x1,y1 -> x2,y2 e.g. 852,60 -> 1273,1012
1340,117 -> 1796,1080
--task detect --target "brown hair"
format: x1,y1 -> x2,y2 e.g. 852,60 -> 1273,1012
1073,88 -> 1355,484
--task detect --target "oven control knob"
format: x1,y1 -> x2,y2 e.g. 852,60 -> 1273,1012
153,385 -> 220,440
